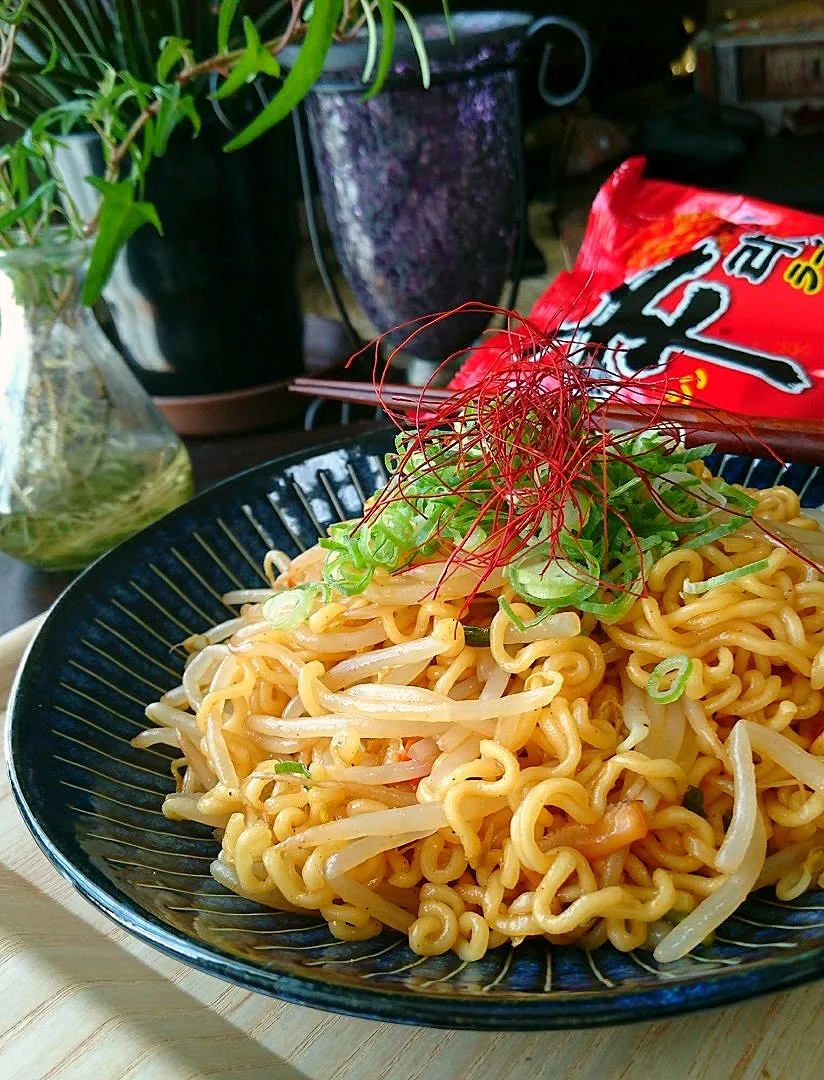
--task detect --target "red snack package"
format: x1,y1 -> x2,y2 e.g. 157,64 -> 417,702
451,157 -> 824,418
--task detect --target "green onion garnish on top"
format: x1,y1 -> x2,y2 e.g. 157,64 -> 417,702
319,406 -> 756,618
682,558 -> 770,596
263,584 -> 330,629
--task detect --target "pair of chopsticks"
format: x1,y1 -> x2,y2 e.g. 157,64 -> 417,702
291,376 -> 824,464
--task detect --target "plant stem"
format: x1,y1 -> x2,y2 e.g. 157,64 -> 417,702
105,98 -> 160,178
51,273 -> 77,319
175,4 -> 306,85
0,19 -> 18,97
82,98 -> 161,236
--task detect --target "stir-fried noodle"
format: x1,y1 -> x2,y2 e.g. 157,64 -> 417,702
135,483 -> 824,963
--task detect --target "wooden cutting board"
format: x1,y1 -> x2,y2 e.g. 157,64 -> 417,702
1,616 -> 823,1080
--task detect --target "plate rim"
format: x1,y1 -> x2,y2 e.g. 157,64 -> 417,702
7,427 -> 824,1030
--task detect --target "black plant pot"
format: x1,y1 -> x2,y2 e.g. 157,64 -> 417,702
54,113 -> 303,400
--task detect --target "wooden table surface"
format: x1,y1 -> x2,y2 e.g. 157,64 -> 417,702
3,420 -> 824,1080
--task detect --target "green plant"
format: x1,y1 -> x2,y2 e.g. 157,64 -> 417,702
3,2 -> 452,136
0,56 -> 200,304
0,1 -> 452,304
2,1 -> 287,122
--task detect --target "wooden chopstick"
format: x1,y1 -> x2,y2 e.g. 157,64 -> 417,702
292,376 -> 450,409
291,376 -> 824,464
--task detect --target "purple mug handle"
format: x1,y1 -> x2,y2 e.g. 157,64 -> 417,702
527,15 -> 592,108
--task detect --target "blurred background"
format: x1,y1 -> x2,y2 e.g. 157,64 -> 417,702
301,0 -> 824,414
7,1 -> 824,427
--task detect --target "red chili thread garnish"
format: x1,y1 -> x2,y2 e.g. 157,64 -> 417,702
341,303 -> 813,608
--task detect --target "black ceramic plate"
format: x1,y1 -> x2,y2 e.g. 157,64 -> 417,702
7,429 -> 824,1030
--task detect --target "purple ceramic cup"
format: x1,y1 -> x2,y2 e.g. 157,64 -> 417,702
301,12 -> 534,365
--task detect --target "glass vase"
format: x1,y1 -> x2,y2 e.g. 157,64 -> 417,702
0,240 -> 194,570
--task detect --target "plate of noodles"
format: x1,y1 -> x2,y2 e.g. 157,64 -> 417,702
7,356 -> 824,1029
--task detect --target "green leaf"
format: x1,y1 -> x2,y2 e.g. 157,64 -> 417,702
170,0 -> 184,39
21,5 -> 92,79
127,0 -> 154,79
139,115 -> 156,174
111,0 -> 141,74
2,0 -> 32,26
156,35 -> 193,83
16,12 -> 69,82
0,178 -> 56,232
82,178 -> 162,305
360,0 -> 395,101
441,0 -> 455,45
218,0 -> 242,53
224,0 -> 342,151
359,0 -> 378,84
0,85 -> 21,122
153,87 -> 201,155
16,7 -> 62,77
211,47 -> 256,102
38,97 -> 90,136
53,0 -> 104,55
394,1 -> 430,89
212,16 -> 281,102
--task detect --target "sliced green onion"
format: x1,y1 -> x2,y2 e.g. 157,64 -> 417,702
562,492 -> 591,531
359,523 -> 399,569
263,590 -> 312,629
262,584 -> 330,629
511,564 -> 597,608
682,558 -> 770,596
375,506 -> 416,548
578,588 -> 639,625
498,596 -> 528,632
508,548 -> 599,609
496,596 -> 574,634
450,525 -> 487,551
683,444 -> 715,463
682,515 -> 749,550
647,654 -> 693,704
316,415 -> 756,609
609,475 -> 643,500
578,549 -> 648,624
274,761 -> 312,784
322,552 -> 375,595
